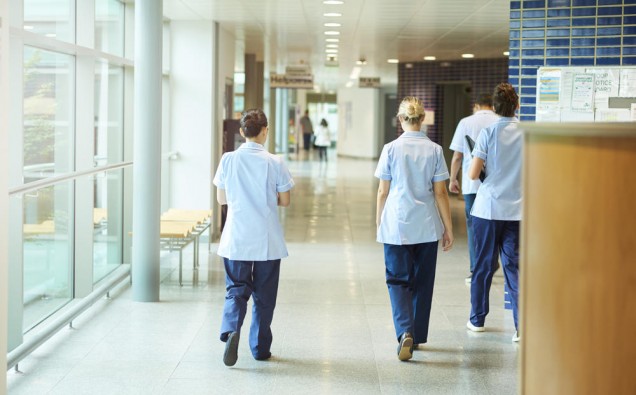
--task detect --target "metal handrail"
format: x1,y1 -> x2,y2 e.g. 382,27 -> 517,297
6,265 -> 131,371
8,161 -> 133,196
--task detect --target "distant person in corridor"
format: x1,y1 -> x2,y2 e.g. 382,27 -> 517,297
448,93 -> 499,284
375,97 -> 454,361
314,118 -> 331,161
300,109 -> 314,151
465,83 -> 522,343
213,108 -> 295,367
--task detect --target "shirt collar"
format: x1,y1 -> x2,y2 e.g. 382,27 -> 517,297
400,131 -> 427,139
239,141 -> 266,150
475,110 -> 495,115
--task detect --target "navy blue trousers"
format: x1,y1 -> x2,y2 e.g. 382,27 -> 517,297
220,258 -> 281,359
384,242 -> 438,344
463,194 -> 477,272
470,217 -> 520,329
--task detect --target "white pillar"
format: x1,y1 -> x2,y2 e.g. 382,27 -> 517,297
132,0 -> 162,302
1,3 -> 10,390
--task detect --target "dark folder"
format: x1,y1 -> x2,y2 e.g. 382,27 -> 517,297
465,135 -> 486,183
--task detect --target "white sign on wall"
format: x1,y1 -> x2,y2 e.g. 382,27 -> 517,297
536,66 -> 636,122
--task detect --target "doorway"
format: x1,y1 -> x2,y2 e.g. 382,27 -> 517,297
439,82 -> 472,172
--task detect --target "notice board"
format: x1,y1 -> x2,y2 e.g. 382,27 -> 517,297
536,66 -> 636,122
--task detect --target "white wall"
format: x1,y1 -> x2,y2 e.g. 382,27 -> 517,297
169,21 -> 214,209
337,87 -> 381,159
1,2 -> 10,390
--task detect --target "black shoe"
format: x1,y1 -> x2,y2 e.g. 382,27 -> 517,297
397,332 -> 413,361
223,332 -> 240,366
254,352 -> 272,361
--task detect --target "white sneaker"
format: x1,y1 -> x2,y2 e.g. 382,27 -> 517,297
465,274 -> 472,284
512,331 -> 520,342
466,321 -> 485,332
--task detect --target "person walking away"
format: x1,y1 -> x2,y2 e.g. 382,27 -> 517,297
315,118 -> 331,161
300,110 -> 314,151
375,97 -> 454,361
465,83 -> 522,343
213,108 -> 295,366
448,94 -> 499,284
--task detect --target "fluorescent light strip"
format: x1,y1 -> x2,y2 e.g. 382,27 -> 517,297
324,31 -> 340,35
324,23 -> 341,27
325,38 -> 340,42
462,53 -> 474,58
324,12 -> 342,17
387,59 -> 399,64
324,0 -> 344,4
424,56 -> 436,61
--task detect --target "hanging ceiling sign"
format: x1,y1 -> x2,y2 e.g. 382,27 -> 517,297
270,72 -> 314,89
359,77 -> 381,88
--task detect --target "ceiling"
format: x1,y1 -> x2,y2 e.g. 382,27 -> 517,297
163,0 -> 510,92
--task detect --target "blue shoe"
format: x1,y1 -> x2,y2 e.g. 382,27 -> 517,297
223,332 -> 240,366
397,332 -> 413,361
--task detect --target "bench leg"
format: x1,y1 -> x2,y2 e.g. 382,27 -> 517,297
179,249 -> 183,286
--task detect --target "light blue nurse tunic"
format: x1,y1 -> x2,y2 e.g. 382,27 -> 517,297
375,131 -> 449,245
470,117 -> 522,221
213,142 -> 294,261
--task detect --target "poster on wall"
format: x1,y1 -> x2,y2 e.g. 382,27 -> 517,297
570,73 -> 595,112
588,68 -> 620,109
536,68 -> 561,122
560,67 -> 587,110
619,69 -> 636,97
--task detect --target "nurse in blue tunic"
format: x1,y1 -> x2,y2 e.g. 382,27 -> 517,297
213,108 -> 295,366
465,83 -> 522,343
375,97 -> 454,361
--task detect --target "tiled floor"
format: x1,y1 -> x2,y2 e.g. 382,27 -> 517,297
7,152 -> 518,394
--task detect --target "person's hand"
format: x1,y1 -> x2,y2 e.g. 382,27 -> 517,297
441,229 -> 454,252
449,179 -> 460,194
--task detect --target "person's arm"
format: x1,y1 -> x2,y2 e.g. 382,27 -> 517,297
376,180 -> 390,228
468,157 -> 485,180
433,181 -> 454,251
278,191 -> 291,207
449,151 -> 463,193
217,188 -> 227,205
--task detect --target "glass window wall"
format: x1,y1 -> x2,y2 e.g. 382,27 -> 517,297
23,0 -> 75,43
95,0 -> 124,56
22,182 -> 74,331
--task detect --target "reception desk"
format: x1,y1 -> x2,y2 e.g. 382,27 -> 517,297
520,123 -> 636,394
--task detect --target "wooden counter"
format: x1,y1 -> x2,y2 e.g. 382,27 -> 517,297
520,122 -> 636,395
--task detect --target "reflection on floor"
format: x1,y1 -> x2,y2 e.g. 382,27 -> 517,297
8,151 -> 518,394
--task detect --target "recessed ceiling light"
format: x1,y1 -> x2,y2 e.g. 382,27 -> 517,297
387,59 -> 399,64
324,31 -> 340,35
324,0 -> 344,4
324,23 -> 341,27
462,53 -> 475,58
326,38 -> 340,42
326,44 -> 339,48
503,51 -> 510,56
424,56 -> 436,61
324,12 -> 342,17
326,49 -> 338,53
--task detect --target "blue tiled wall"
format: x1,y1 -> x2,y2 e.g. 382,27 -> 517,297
509,0 -> 636,120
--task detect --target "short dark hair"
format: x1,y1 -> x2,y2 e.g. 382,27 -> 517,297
320,118 -> 328,127
240,108 -> 268,137
475,93 -> 493,107
493,83 -> 518,117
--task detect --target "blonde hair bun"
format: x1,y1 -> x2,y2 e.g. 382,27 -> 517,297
398,97 -> 425,125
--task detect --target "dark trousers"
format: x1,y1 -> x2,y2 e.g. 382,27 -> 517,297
463,194 -> 477,272
384,242 -> 439,344
220,258 -> 281,359
317,146 -> 327,161
303,133 -> 312,150
469,217 -> 520,329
